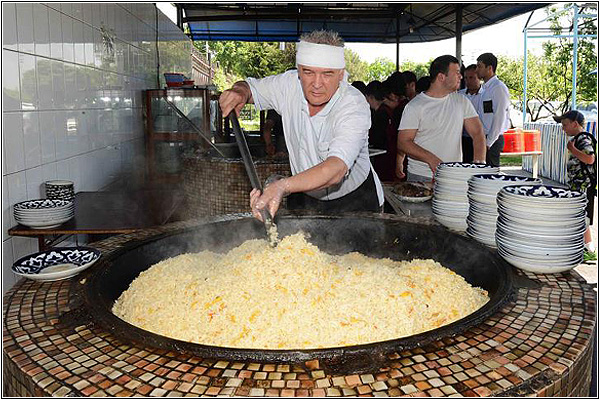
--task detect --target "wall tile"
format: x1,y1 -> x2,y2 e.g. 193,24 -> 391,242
62,12 -> 74,63
64,63 -> 77,108
55,159 -> 70,181
2,50 -> 21,111
12,236 -> 37,264
48,7 -> 63,60
2,3 -> 18,51
65,111 -> 80,158
25,165 -> 44,199
54,111 -> 68,160
3,113 -> 25,174
7,171 -> 27,228
84,25 -> 95,67
41,161 -> 58,183
60,3 -> 72,18
22,112 -> 41,169
39,111 -> 57,164
33,3 -> 50,57
51,60 -> 65,109
18,53 -> 38,110
71,3 -> 83,22
81,2 -> 93,26
16,3 -> 34,54
73,19 -> 85,65
3,240 -> 17,296
3,176 -> 11,240
36,57 -> 54,110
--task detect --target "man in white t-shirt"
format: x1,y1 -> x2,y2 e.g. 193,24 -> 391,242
397,55 -> 486,181
219,30 -> 383,221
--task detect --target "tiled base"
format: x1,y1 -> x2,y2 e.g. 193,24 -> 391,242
3,217 -> 596,397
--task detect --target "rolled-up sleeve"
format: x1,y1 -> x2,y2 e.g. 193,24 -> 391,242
327,99 -> 371,169
246,72 -> 294,113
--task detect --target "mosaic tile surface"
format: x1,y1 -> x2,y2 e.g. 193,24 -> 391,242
3,217 -> 596,397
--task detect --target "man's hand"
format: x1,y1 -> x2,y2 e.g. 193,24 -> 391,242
219,81 -> 252,117
395,163 -> 405,180
249,179 -> 291,222
426,155 -> 443,176
567,140 -> 576,154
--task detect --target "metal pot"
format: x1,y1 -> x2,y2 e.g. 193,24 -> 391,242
82,213 -> 514,374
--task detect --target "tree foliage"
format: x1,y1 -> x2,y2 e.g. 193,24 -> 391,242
496,4 -> 597,121
365,58 -> 396,82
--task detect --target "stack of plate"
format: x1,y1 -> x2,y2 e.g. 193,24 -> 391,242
466,174 -> 542,247
496,185 -> 587,273
45,180 -> 75,201
14,199 -> 75,229
432,162 -> 499,231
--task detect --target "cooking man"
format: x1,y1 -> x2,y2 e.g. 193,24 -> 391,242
219,30 -> 384,221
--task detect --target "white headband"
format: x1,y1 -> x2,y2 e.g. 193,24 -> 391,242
296,41 -> 345,69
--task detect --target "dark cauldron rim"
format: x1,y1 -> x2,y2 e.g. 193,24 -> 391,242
81,213 -> 515,374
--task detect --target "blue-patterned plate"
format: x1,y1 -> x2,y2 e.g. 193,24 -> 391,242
438,162 -> 493,169
470,174 -> 542,183
12,247 -> 101,282
501,185 -> 586,201
13,199 -> 73,211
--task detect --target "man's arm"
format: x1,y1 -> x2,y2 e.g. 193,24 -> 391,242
250,157 -> 348,221
397,129 -> 442,175
219,81 -> 254,117
464,117 -> 487,163
486,85 -> 510,148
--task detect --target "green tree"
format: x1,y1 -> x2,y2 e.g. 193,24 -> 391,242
399,60 -> 431,78
344,48 -> 369,82
366,57 -> 396,82
543,3 -> 597,111
495,4 -> 597,122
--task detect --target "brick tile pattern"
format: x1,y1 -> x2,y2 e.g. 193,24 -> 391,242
2,218 -> 596,397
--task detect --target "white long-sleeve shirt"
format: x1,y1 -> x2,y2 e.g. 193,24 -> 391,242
246,70 -> 383,205
477,75 -> 510,147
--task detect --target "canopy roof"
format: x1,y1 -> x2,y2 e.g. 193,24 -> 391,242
178,3 -> 550,43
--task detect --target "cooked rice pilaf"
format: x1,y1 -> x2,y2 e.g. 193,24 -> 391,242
113,233 -> 489,349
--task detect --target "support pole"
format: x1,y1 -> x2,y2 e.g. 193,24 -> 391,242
572,5 -> 579,110
523,27 -> 528,126
396,15 -> 400,71
455,5 -> 463,65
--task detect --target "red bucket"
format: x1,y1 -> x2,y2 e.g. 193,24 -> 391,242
523,130 -> 541,152
503,129 -> 524,153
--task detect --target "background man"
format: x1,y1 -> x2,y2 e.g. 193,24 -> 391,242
398,55 -> 486,182
219,30 -> 383,221
476,53 -> 510,167
459,64 -> 483,163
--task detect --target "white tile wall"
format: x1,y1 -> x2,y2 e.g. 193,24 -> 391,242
2,3 -> 193,295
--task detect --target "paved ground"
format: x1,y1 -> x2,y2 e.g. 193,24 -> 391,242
501,167 -> 597,285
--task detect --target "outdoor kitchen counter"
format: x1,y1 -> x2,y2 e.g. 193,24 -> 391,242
3,217 -> 596,397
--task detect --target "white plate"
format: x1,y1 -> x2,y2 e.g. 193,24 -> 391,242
12,247 -> 101,282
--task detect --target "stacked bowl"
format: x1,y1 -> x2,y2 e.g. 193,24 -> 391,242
432,162 -> 499,232
14,199 -> 75,229
496,185 -> 587,273
466,174 -> 542,247
45,180 -> 75,201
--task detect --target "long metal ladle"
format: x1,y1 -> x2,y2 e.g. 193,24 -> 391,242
228,112 -> 278,247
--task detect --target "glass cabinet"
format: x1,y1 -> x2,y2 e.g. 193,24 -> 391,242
144,87 -> 220,181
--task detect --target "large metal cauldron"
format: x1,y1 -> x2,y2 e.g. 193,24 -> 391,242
82,213 -> 515,374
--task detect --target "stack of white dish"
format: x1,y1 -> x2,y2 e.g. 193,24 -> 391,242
14,199 -> 75,229
496,185 -> 587,273
45,180 -> 75,202
466,174 -> 542,247
432,162 -> 499,232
